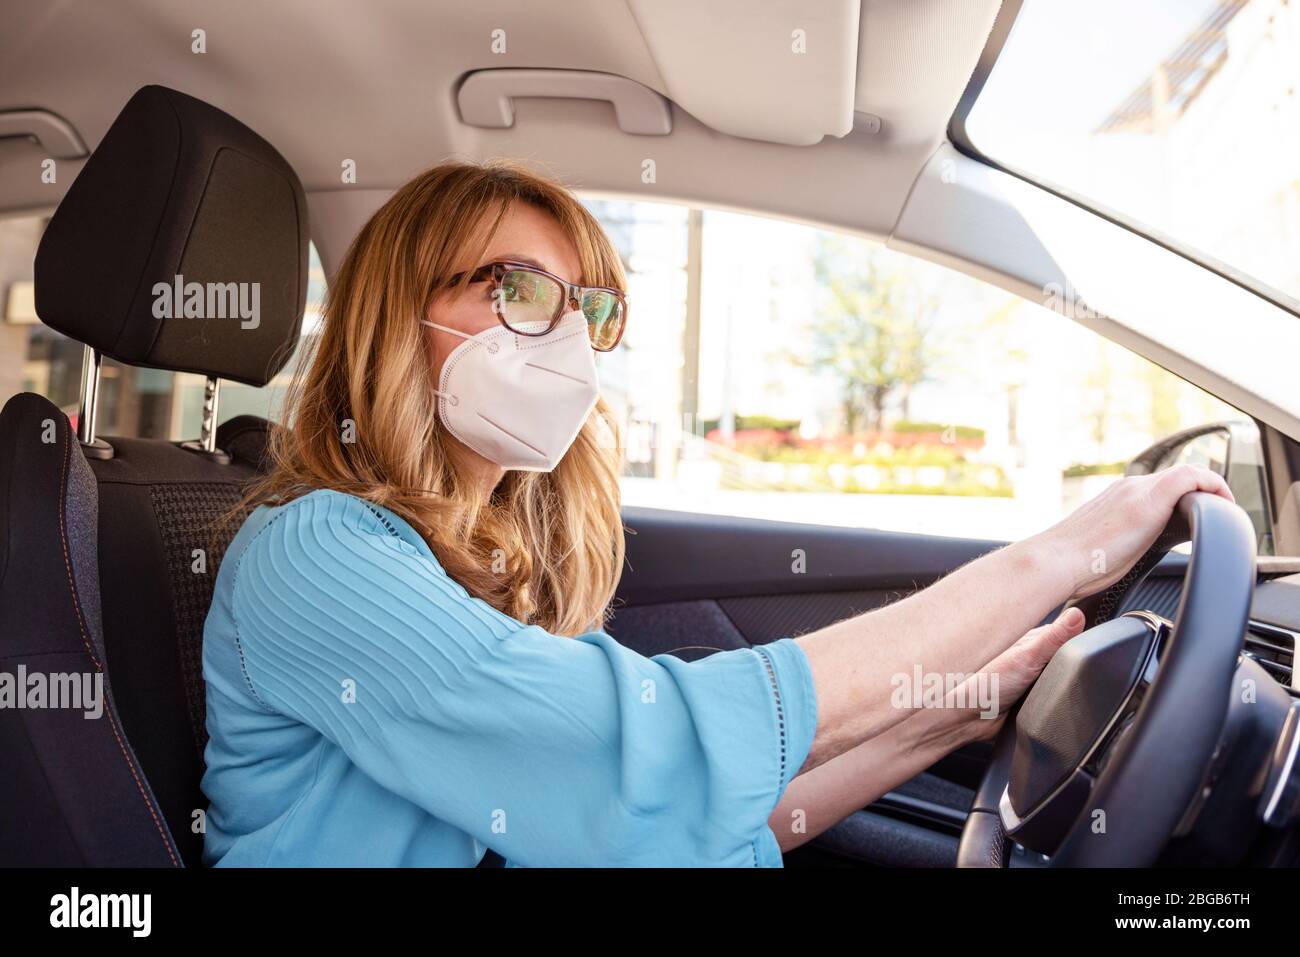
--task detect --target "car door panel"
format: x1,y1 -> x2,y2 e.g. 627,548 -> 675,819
607,505 -> 1006,866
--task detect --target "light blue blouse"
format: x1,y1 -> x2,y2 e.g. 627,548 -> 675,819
200,488 -> 818,867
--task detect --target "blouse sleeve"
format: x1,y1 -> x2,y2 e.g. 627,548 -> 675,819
230,491 -> 818,867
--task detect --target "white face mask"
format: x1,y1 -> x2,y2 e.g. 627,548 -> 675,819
420,310 -> 599,472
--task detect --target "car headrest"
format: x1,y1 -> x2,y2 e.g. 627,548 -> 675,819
34,85 -> 308,387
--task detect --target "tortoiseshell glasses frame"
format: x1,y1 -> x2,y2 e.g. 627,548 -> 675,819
445,259 -> 628,352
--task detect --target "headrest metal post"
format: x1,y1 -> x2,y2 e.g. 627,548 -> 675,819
200,376 -> 220,453
76,344 -> 101,446
179,375 -> 231,465
75,344 -> 114,459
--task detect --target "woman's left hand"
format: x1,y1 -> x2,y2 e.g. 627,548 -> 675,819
770,606 -> 1087,850
921,606 -> 1087,748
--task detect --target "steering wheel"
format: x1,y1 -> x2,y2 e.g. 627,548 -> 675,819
957,491 -> 1257,867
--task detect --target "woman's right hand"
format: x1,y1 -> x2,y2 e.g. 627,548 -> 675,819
1035,464 -> 1234,601
792,464 -> 1235,787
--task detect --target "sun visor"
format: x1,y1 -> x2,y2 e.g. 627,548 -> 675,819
626,0 -> 861,146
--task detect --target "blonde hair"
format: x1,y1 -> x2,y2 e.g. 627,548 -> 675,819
237,160 -> 626,636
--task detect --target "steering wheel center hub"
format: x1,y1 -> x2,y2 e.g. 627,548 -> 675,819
1000,613 -> 1161,854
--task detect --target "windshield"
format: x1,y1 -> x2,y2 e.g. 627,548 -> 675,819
964,0 -> 1300,306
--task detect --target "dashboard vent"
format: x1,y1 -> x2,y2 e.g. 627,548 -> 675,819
1119,574 -> 1297,692
1244,621 -> 1296,690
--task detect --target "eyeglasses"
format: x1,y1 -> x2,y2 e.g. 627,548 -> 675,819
445,259 -> 628,352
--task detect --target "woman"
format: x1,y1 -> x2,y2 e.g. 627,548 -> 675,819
200,160 -> 1232,867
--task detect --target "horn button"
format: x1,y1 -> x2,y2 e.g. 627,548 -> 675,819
1000,614 -> 1160,854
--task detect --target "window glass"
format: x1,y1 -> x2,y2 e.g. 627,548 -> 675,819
1162,429 -> 1230,474
584,200 -> 1248,543
3,204 -> 1261,548
964,0 -> 1300,304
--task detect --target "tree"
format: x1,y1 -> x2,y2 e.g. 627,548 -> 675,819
1143,361 -> 1182,439
807,236 -> 941,434
1084,338 -> 1116,451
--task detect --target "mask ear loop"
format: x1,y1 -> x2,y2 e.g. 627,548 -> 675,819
420,319 -> 502,407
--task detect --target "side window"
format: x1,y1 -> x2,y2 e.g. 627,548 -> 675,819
0,210 -> 325,439
584,200 -> 1243,542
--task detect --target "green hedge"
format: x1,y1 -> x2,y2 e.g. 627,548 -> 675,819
892,421 -> 985,440
699,415 -> 801,434
755,446 -> 966,467
1062,461 -> 1127,478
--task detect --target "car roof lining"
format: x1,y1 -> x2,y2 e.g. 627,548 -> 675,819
0,0 -> 999,233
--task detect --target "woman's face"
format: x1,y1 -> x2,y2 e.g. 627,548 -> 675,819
423,201 -> 583,484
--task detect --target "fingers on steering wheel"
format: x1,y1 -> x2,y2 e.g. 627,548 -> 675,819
984,607 -> 1086,694
1018,607 -> 1085,668
1155,463 -> 1234,505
